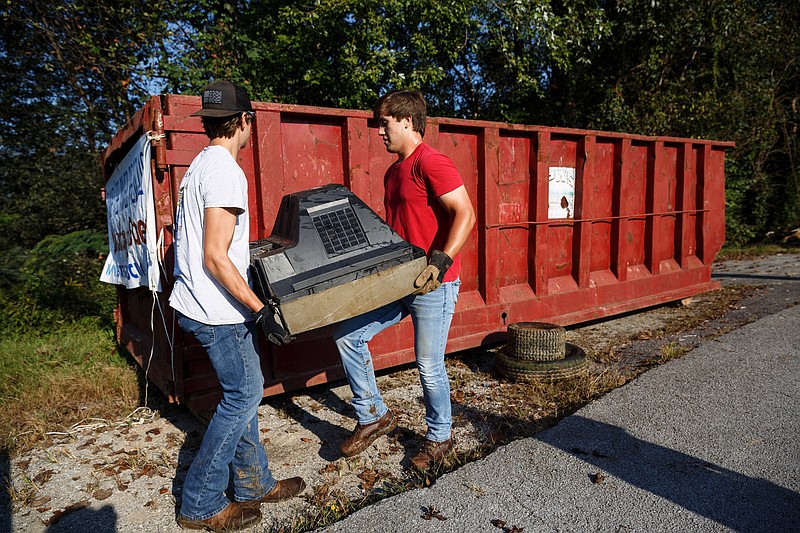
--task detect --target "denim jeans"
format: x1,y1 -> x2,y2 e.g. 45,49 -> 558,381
176,315 -> 276,521
333,280 -> 460,443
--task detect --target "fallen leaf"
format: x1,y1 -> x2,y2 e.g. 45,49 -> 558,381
300,437 -> 313,443
318,463 -> 337,474
590,472 -> 606,484
43,500 -> 90,526
357,470 -> 377,483
421,505 -> 447,521
140,464 -> 157,478
146,428 -> 161,436
77,438 -> 96,450
33,469 -> 54,485
31,496 -> 51,507
491,519 -> 507,528
159,487 -> 169,495
93,488 -> 113,500
357,469 -> 378,490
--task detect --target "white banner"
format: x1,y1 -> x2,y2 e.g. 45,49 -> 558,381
100,134 -> 161,291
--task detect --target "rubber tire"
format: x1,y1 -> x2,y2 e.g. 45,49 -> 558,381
507,322 -> 566,361
496,344 -> 587,381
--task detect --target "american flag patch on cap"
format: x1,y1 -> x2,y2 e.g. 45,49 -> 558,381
203,90 -> 223,104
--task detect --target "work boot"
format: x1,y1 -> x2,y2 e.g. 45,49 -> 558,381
242,477 -> 306,507
177,501 -> 262,531
410,437 -> 454,471
340,410 -> 397,457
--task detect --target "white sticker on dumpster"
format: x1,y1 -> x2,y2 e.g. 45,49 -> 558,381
100,134 -> 161,291
548,167 -> 575,219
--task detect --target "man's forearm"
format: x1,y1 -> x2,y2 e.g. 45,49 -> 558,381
205,255 -> 263,313
442,208 -> 475,259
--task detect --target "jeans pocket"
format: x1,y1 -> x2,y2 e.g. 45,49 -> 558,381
447,279 -> 461,309
178,315 -> 216,346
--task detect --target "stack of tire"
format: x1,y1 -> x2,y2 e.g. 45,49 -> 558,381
495,322 -> 587,381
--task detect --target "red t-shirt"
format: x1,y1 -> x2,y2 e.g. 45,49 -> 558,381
384,143 -> 464,282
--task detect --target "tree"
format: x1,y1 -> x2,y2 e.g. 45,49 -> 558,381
0,0 -> 175,249
534,0 -> 799,243
0,0 -> 796,250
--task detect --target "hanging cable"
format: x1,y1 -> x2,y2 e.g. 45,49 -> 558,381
155,227 -> 177,387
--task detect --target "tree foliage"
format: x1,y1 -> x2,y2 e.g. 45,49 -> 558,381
556,0 -> 799,243
0,0 -> 797,259
0,0 -> 173,249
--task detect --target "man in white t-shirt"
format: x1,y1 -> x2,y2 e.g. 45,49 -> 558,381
169,81 -> 304,532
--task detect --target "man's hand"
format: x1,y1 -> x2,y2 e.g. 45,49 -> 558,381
414,250 -> 453,295
253,305 -> 293,345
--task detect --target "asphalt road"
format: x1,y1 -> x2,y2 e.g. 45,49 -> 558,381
317,301 -> 800,532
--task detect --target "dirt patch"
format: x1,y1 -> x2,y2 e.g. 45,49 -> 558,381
4,254 -> 799,532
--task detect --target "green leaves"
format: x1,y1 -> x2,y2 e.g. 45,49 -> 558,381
0,0 -> 797,252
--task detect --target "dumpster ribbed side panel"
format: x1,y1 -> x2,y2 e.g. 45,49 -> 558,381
101,95 -> 730,414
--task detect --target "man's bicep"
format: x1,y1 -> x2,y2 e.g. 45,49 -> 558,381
437,185 -> 473,215
203,207 -> 239,257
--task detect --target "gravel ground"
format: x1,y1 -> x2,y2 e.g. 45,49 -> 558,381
2,253 -> 798,533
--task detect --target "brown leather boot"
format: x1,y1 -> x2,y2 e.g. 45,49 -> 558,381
241,477 -> 306,507
177,501 -> 262,531
410,437 -> 454,470
340,410 -> 397,457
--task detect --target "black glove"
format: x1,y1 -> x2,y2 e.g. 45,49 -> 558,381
413,249 -> 453,295
253,305 -> 293,345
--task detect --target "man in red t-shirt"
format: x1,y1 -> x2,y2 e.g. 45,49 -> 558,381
334,90 -> 476,470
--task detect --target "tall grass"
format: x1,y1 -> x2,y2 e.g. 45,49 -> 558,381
0,231 -> 139,455
0,318 -> 139,455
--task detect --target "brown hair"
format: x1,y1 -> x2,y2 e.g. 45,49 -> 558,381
201,112 -> 251,139
373,90 -> 427,137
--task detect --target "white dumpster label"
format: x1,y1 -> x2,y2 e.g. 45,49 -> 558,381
548,166 -> 575,219
100,134 -> 161,291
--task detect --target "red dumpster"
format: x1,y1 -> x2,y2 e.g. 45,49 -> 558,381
101,95 -> 732,417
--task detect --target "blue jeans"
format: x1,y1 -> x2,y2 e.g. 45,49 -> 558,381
334,280 -> 460,443
176,315 -> 276,521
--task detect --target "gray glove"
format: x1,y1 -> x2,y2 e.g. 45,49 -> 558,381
413,250 -> 453,295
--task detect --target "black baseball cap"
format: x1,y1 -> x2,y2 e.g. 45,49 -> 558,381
190,80 -> 254,117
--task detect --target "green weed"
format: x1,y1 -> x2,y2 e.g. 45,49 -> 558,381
0,319 -> 138,455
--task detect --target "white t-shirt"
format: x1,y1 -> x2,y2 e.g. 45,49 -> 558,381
169,145 -> 252,324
